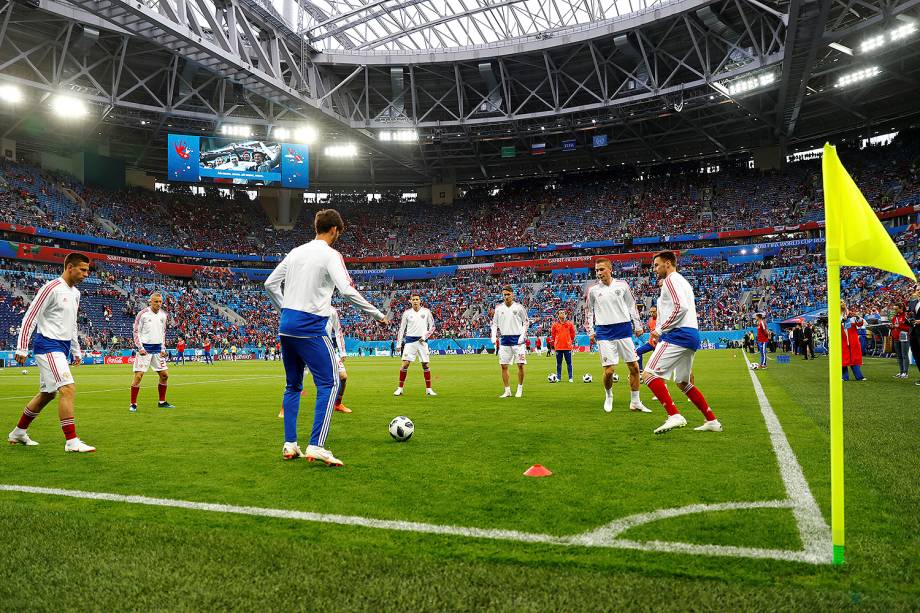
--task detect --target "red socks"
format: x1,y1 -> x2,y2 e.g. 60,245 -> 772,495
157,383 -> 167,402
60,418 -> 76,440
398,367 -> 408,388
130,385 -> 140,404
645,376 -> 679,415
684,385 -> 717,421
423,367 -> 432,389
17,406 -> 41,430
335,379 -> 347,405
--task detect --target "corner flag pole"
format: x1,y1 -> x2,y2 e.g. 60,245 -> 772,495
825,256 -> 845,565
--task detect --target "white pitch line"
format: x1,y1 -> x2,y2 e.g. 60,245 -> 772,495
0,374 -> 283,402
743,354 -> 833,563
573,500 -> 793,544
0,484 -> 828,564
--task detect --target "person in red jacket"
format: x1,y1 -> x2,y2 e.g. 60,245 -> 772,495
550,310 -> 577,382
891,305 -> 911,378
841,302 -> 865,381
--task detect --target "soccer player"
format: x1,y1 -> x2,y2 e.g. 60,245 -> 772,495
755,313 -> 769,369
635,305 -> 658,370
550,310 -> 576,382
203,337 -> 214,365
130,292 -> 175,412
490,285 -> 529,398
394,293 -> 437,396
642,251 -> 722,434
328,307 -> 352,412
175,336 -> 187,365
584,258 -> 651,414
8,252 -> 96,452
265,209 -> 388,466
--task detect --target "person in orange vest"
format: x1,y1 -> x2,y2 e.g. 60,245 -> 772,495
550,310 -> 577,382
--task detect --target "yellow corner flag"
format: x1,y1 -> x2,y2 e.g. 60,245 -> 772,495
823,144 -> 917,278
822,143 -> 916,565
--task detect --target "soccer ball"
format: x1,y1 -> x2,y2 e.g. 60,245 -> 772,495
749,363 -> 760,370
582,373 -> 593,383
612,373 -> 620,383
389,416 -> 414,442
21,369 -> 28,375
547,373 -> 559,383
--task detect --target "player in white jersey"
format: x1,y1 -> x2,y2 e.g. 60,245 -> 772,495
8,253 -> 96,452
641,251 -> 722,434
129,292 -> 175,412
394,293 -> 437,396
490,285 -> 529,398
584,258 -> 652,414
265,209 -> 389,466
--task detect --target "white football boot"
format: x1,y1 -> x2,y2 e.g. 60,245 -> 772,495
629,401 -> 653,413
514,386 -> 523,398
653,413 -> 688,435
8,428 -> 38,446
425,388 -> 437,396
305,445 -> 343,467
694,419 -> 723,432
393,387 -> 403,396
64,438 -> 96,453
499,389 -> 512,398
282,442 -> 304,460
603,392 -> 613,413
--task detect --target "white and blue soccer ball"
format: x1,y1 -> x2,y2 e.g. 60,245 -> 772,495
582,373 -> 593,383
389,416 -> 414,442
547,373 -> 559,383
612,372 -> 619,382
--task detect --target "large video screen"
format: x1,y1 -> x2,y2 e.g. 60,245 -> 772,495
167,134 -> 309,188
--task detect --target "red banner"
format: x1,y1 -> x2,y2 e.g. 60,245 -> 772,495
12,242 -> 208,278
104,356 -> 135,365
491,250 -> 679,272
0,222 -> 37,235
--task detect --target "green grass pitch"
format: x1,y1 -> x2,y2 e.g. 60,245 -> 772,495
1,351 -> 918,611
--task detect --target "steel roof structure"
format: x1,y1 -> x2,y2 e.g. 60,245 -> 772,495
0,0 -> 917,187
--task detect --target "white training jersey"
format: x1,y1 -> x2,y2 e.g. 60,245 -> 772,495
16,277 -> 81,358
264,239 -> 385,336
326,308 -> 345,351
133,307 -> 168,349
655,271 -> 699,333
490,301 -> 529,344
583,279 -> 641,336
397,307 -> 435,344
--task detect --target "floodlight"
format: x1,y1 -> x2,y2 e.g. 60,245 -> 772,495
293,126 -> 317,144
835,66 -> 879,88
51,95 -> 87,118
0,84 -> 23,104
324,144 -> 357,158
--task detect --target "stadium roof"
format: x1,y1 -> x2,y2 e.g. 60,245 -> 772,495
299,0 -> 665,52
0,0 -> 918,187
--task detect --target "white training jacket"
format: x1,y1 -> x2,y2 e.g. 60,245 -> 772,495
655,271 -> 699,334
490,301 -> 529,345
265,239 -> 385,337
133,307 -> 168,349
397,307 -> 435,345
16,277 -> 82,358
583,279 -> 642,336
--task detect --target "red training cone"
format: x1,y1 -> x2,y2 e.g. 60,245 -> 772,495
523,464 -> 553,477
